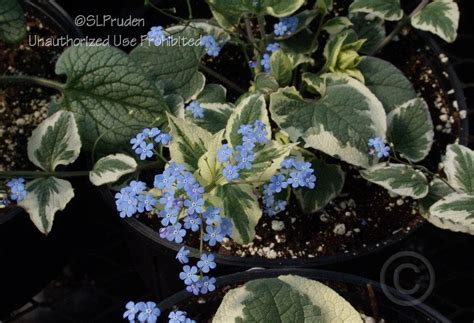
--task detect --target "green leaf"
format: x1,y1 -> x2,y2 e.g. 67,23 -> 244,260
323,17 -> 353,35
301,73 -> 326,96
428,192 -> 474,235
90,154 -> 137,186
165,94 -> 185,118
194,103 -> 234,134
0,0 -> 26,44
225,94 -> 271,147
361,164 -> 429,199
387,98 -> 434,162
280,29 -> 317,65
197,84 -> 227,103
208,0 -> 305,28
253,73 -> 280,95
349,0 -> 403,21
27,111 -> 81,172
168,114 -> 213,172
296,158 -> 345,213
275,10 -> 319,40
358,56 -> 417,113
270,50 -> 293,86
269,75 -> 386,168
444,144 -> 474,193
350,13 -> 386,55
411,0 -> 459,43
419,178 -> 452,215
196,130 -> 225,186
315,0 -> 333,14
213,275 -> 362,323
55,45 -> 167,151
129,25 -> 205,102
18,177 -> 74,234
212,184 -> 262,244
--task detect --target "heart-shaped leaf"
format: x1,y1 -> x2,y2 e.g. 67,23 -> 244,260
428,192 -> 474,235
444,144 -> 474,193
349,0 -> 403,21
0,0 -> 26,44
411,0 -> 459,43
350,13 -> 386,55
90,153 -> 138,186
271,50 -> 293,86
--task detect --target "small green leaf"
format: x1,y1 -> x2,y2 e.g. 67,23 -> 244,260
358,56 -> 417,113
419,178 -> 452,215
0,0 -> 26,44
444,144 -> 474,193
301,73 -> 326,96
225,94 -> 271,147
90,154 -> 137,186
295,158 -> 345,213
361,164 -> 429,199
194,103 -> 234,134
315,0 -> 333,14
212,183 -> 262,244
27,111 -> 81,172
254,73 -> 280,95
350,13 -> 386,55
387,98 -> 434,162
197,84 -> 227,103
411,0 -> 459,43
18,177 -> 74,234
349,0 -> 403,21
56,45 -> 167,151
428,192 -> 474,235
196,130 -> 225,186
270,75 -> 386,168
168,114 -> 213,172
270,50 -> 293,86
323,17 -> 353,35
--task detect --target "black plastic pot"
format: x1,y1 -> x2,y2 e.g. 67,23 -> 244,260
96,26 -> 469,297
0,0 -> 82,317
157,268 -> 450,323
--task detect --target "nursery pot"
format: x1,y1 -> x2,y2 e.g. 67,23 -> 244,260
156,268 -> 450,323
0,0 -> 82,317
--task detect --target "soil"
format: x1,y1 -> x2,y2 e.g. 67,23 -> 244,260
0,9 -> 68,211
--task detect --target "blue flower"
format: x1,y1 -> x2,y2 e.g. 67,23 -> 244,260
123,301 -> 144,322
200,276 -> 216,294
204,225 -> 224,246
197,253 -> 216,273
217,144 -> 233,163
153,173 -> 176,190
137,301 -> 160,323
303,173 -> 317,189
204,207 -> 222,225
176,172 -> 196,190
218,217 -> 233,237
186,100 -> 204,118
130,133 -> 146,150
115,190 -> 138,218
159,190 -> 176,209
235,149 -> 255,170
261,53 -> 271,72
179,265 -> 199,285
248,60 -> 257,69
136,141 -> 154,160
148,26 -> 167,46
155,133 -> 172,145
168,310 -> 187,323
166,223 -> 186,243
176,246 -> 190,264
184,196 -> 205,214
137,194 -> 157,212
143,128 -> 161,139
183,214 -> 202,232
368,137 -> 390,158
159,208 -> 179,226
128,181 -> 147,194
287,171 -> 305,188
200,35 -> 222,57
274,22 -> 288,36
269,174 -> 288,193
281,158 -> 295,169
7,178 -> 27,201
274,16 -> 299,36
186,281 -> 202,295
184,183 -> 204,199
266,42 -> 281,53
223,165 -> 240,182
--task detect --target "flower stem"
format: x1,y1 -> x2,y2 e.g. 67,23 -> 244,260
186,0 -> 193,19
199,64 -> 246,94
0,170 -> 89,179
374,0 -> 429,53
0,75 -> 65,92
257,15 -> 267,42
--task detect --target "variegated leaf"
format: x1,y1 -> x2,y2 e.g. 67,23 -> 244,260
411,0 -> 459,43
428,192 -> 474,235
349,0 -> 403,21
444,144 -> 474,193
90,154 -> 137,186
194,103 -> 234,134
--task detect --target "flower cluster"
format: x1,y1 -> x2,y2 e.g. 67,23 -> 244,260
263,158 -> 316,216
115,180 -> 156,218
6,178 -> 27,202
274,16 -> 299,37
217,121 -> 268,182
256,42 -> 281,73
123,301 -> 161,323
147,26 -> 168,46
186,100 -> 204,118
168,310 -> 195,323
130,128 -> 172,160
368,137 -> 390,158
200,35 -> 222,57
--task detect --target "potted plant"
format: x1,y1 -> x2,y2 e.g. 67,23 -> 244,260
122,268 -> 449,322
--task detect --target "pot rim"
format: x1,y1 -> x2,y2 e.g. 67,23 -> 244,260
104,30 -> 469,267
156,268 -> 450,323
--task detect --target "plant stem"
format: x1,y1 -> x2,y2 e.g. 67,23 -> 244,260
257,15 -> 267,42
199,64 -> 246,94
228,179 -> 268,185
0,170 -> 89,179
0,75 -> 65,92
186,0 -> 193,19
374,0 -> 429,53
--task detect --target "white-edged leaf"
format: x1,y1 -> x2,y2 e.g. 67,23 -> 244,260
350,13 -> 386,55
197,84 -> 227,103
194,103 -> 234,134
444,144 -> 474,193
349,0 -> 403,21
361,164 -> 429,199
270,75 -> 386,168
18,177 -> 74,234
213,183 -> 262,244
27,111 -> 81,172
0,0 -> 26,43
296,158 -> 345,213
254,73 -> 280,95
196,130 -> 225,186
225,93 -> 271,147
387,98 -> 434,162
270,50 -> 293,86
90,154 -> 137,186
411,0 -> 459,43
301,73 -> 326,96
165,94 -> 185,118
213,275 -> 362,323
420,178 -> 452,215
323,17 -> 353,35
358,56 -> 417,113
168,114 -> 213,172
428,192 -> 474,235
